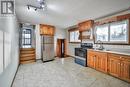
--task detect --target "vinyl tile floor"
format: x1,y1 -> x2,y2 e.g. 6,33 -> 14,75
12,57 -> 130,87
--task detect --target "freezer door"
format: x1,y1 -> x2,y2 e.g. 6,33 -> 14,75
42,44 -> 55,61
43,35 -> 54,44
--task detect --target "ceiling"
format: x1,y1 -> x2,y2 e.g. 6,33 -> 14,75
15,0 -> 130,29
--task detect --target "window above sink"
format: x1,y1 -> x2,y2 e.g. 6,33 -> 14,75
94,19 -> 129,44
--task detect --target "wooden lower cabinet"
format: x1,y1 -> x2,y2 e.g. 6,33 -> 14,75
108,53 -> 130,82
96,52 -> 107,73
88,50 -> 130,83
87,50 -> 107,73
108,54 -> 121,77
121,61 -> 130,82
87,51 -> 96,68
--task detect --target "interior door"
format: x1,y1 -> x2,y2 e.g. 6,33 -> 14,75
56,39 -> 66,58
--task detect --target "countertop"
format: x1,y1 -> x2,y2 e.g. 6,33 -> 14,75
88,49 -> 130,56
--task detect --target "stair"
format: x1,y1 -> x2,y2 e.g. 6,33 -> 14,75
20,48 -> 36,64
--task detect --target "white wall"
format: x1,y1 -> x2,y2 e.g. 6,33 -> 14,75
66,29 -> 80,56
0,16 -> 19,87
35,25 -> 66,59
66,10 -> 130,56
54,27 -> 66,56
35,24 -> 41,59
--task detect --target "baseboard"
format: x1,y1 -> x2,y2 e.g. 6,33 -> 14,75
66,55 -> 75,58
36,59 -> 42,61
11,64 -> 20,87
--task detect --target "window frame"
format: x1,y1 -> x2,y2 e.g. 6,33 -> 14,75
22,29 -> 32,48
94,19 -> 130,45
95,23 -> 109,43
68,28 -> 81,43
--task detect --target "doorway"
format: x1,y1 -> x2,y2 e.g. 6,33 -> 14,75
19,24 -> 36,64
56,39 -> 67,58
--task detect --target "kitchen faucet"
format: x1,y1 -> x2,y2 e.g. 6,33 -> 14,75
96,40 -> 104,50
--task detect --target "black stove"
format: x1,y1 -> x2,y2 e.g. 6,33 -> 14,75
75,43 -> 93,66
75,43 -> 93,58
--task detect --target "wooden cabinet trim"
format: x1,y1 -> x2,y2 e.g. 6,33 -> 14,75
78,20 -> 94,32
94,13 -> 130,26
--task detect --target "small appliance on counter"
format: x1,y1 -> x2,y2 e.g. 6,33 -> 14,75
75,43 -> 93,66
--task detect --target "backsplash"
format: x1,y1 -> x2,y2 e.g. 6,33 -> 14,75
103,44 -> 130,52
82,39 -> 130,52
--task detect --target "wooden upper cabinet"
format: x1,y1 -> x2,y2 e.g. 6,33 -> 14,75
78,20 -> 94,32
40,24 -> 55,36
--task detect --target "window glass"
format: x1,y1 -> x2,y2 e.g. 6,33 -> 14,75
70,32 -> 75,42
95,25 -> 109,42
74,30 -> 80,42
95,20 -> 129,44
110,20 -> 128,42
22,29 -> 32,48
69,30 -> 81,42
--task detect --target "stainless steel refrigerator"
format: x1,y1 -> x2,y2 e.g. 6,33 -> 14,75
41,35 -> 55,62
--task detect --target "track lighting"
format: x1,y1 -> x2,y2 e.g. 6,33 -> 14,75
34,8 -> 37,11
27,5 -> 30,10
27,0 -> 47,12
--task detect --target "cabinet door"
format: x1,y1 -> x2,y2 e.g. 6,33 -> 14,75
49,27 -> 55,36
42,26 -> 48,35
87,51 -> 96,68
96,52 -> 107,73
108,54 -> 121,77
120,60 -> 130,82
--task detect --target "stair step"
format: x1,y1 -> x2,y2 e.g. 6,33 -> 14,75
20,48 -> 36,64
20,54 -> 35,58
20,51 -> 35,54
20,56 -> 35,61
20,48 -> 35,51
20,59 -> 36,64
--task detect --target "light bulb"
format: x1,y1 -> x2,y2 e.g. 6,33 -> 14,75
37,0 -> 41,2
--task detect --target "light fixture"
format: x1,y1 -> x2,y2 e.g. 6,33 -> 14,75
37,0 -> 41,2
34,8 -> 37,11
27,0 -> 47,11
27,5 -> 30,10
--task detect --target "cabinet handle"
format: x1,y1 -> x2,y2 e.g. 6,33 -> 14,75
120,57 -> 122,59
118,63 -> 120,65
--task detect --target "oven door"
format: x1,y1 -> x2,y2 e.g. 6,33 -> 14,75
75,48 -> 86,58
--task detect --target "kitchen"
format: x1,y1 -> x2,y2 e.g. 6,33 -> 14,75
0,0 -> 130,87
